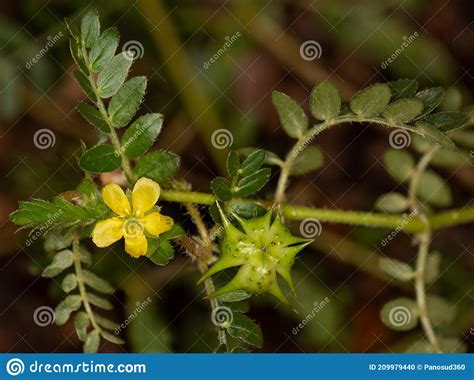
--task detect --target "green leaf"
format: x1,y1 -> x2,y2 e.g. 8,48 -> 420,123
70,39 -> 88,74
425,251 -> 441,284
42,249 -> 74,278
226,151 -> 240,177
62,273 -> 78,293
426,296 -> 456,326
73,70 -> 96,102
417,170 -> 452,207
290,146 -> 324,175
79,144 -> 121,173
382,98 -> 424,123
55,295 -> 82,325
11,198 -> 90,229
228,201 -> 267,219
414,122 -> 455,150
148,238 -> 174,266
415,87 -> 445,119
89,27 -> 119,72
121,113 -> 163,157
93,314 -> 119,330
380,298 -> 418,331
234,168 -> 271,197
237,148 -> 283,166
217,290 -> 251,303
451,130 -> 474,150
310,80 -> 341,120
134,150 -> 180,183
239,149 -> 265,177
211,177 -> 232,202
160,224 -> 185,240
379,258 -> 414,281
227,313 -> 263,348
272,91 -> 308,138
87,293 -> 113,310
349,83 -> 391,117
383,149 -> 415,182
388,79 -> 418,101
84,330 -> 100,353
108,76 -> 147,129
81,10 -> 100,48
74,311 -> 90,342
375,192 -> 409,213
82,270 -> 114,294
96,53 -> 132,98
422,112 -> 470,132
76,102 -> 109,133
100,330 -> 124,345
44,232 -> 72,251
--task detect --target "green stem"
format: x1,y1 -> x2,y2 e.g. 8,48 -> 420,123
72,232 -> 101,333
408,147 -> 442,352
160,189 -> 474,233
79,45 -> 136,183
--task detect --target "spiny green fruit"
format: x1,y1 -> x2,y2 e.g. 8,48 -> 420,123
200,208 -> 312,303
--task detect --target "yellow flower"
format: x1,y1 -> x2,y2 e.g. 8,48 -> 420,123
92,177 -> 173,258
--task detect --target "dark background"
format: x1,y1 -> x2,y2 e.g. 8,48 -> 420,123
0,0 -> 473,353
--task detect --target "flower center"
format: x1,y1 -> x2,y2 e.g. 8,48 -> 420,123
123,217 -> 144,238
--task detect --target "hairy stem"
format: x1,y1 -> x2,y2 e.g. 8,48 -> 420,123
79,45 -> 136,183
408,146 -> 441,352
183,203 -> 228,348
72,232 -> 101,333
159,189 -> 474,233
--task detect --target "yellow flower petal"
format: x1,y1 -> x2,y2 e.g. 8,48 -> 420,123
102,183 -> 131,217
92,217 -> 124,248
124,233 -> 148,258
132,177 -> 160,217
141,212 -> 173,236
